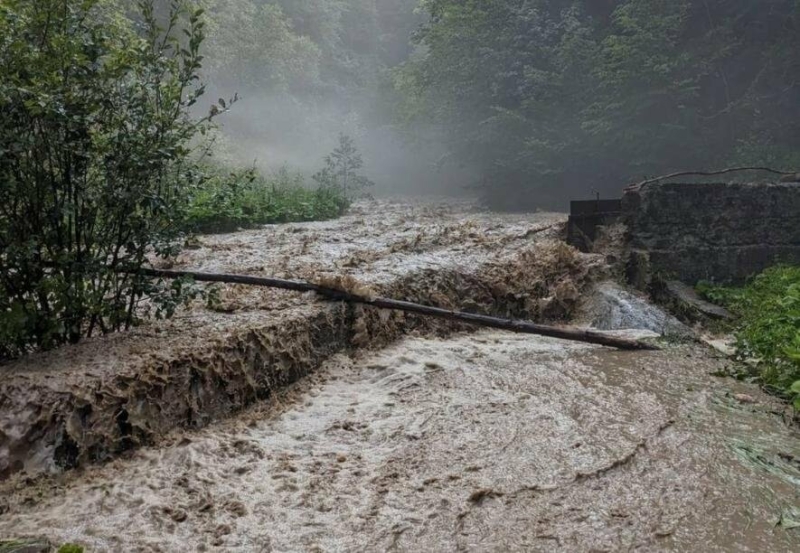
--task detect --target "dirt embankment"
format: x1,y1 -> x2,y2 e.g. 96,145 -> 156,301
1,201 -> 582,481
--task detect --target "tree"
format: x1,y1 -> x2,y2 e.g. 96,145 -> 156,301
313,134 -> 375,199
0,0 -> 209,358
200,0 -> 321,94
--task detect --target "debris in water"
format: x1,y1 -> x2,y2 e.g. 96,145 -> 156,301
312,274 -> 378,301
730,440 -> 800,487
732,393 -> 758,405
777,507 -> 800,530
468,488 -> 504,504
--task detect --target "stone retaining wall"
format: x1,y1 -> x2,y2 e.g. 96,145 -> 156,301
623,181 -> 800,286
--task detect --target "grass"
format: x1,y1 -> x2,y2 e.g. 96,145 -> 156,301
184,166 -> 350,234
698,265 -> 800,407
0,541 -> 81,553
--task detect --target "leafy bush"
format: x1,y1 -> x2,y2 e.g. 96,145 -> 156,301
0,0 -> 209,358
185,136 -> 370,234
699,266 -> 800,402
0,1 -> 369,360
185,166 -> 350,234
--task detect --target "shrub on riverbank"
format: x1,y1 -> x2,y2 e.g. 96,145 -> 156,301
0,0 -> 210,358
185,167 -> 350,234
0,2 -> 363,360
699,266 -> 800,406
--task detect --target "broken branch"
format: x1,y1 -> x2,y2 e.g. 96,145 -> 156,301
629,166 -> 795,190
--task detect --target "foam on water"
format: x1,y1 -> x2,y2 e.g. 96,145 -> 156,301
1,332 -> 797,552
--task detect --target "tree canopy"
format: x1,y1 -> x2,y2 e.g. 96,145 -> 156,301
180,0 -> 421,172
398,0 -> 800,208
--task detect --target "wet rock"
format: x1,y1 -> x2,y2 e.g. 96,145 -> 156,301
664,280 -> 733,321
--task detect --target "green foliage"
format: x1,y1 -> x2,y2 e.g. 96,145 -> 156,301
0,0 -> 209,358
791,381 -> 800,413
400,0 -> 800,208
200,0 -> 322,94
0,0 -> 364,359
57,545 -> 85,553
695,281 -> 744,308
185,166 -> 350,234
313,134 -> 375,200
0,543 -> 84,553
699,266 -> 800,399
198,0 -> 419,104
189,0 -> 422,169
185,135 -> 373,235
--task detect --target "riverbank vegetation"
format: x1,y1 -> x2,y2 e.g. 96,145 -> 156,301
0,0 -> 372,358
0,0 -> 212,357
699,266 -> 800,407
185,167 -> 350,234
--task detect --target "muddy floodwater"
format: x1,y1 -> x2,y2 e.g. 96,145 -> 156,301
1,200 -> 799,551
2,330 -> 799,552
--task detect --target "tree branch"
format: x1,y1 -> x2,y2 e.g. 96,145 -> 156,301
629,166 -> 796,190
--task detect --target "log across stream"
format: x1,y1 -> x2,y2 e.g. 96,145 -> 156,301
138,267 -> 659,351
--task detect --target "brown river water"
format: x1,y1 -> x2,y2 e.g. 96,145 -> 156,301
1,200 -> 799,551
2,330 -> 799,552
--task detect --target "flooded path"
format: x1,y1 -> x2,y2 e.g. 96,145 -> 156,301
0,200 -> 573,481
2,331 -> 799,551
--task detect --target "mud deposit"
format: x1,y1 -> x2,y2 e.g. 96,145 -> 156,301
2,332 -> 799,552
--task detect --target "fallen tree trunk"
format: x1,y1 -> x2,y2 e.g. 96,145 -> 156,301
137,267 -> 659,351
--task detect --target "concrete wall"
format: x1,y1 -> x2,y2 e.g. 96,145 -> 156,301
623,182 -> 800,285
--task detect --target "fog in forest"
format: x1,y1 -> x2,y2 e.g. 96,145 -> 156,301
203,89 -> 470,198
197,0 -> 800,209
194,0 -> 471,199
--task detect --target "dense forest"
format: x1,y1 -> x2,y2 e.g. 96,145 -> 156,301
398,0 -> 800,207
179,0 -> 800,206
138,0 -> 800,207
188,0 -> 434,190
